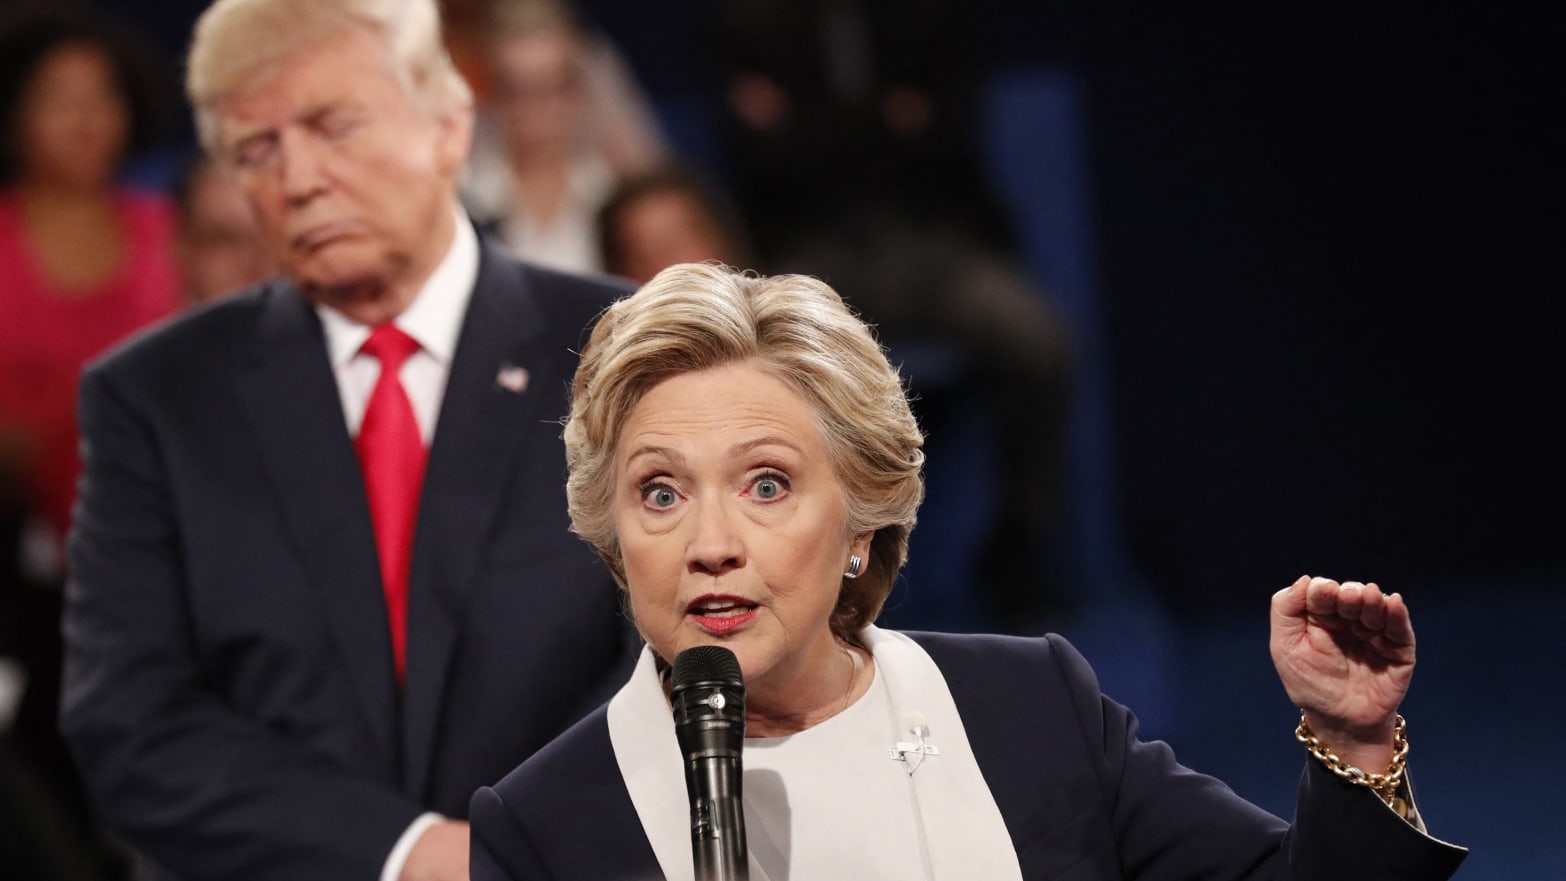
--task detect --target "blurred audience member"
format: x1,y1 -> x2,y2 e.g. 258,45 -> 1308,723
172,152 -> 274,307
0,3 -> 178,570
713,0 -> 1073,630
462,0 -> 665,272
442,0 -> 498,105
0,7 -> 173,877
715,0 -> 1011,259
597,164 -> 752,283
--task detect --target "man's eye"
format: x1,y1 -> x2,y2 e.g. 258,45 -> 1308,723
318,114 -> 360,139
231,137 -> 275,168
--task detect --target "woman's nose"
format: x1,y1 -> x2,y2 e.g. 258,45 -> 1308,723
685,496 -> 744,576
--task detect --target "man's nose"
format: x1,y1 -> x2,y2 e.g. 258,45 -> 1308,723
278,129 -> 329,204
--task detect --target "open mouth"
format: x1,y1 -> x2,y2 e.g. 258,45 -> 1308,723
687,596 -> 759,634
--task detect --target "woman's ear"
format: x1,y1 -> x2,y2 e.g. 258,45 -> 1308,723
850,532 -> 873,562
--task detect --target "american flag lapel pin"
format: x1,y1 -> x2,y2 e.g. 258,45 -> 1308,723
495,363 -> 529,394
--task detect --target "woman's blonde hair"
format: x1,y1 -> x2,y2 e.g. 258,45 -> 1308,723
565,263 -> 925,643
186,0 -> 472,152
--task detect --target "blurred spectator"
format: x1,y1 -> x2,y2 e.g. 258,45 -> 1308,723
597,164 -> 753,283
715,0 -> 1013,259
0,7 -> 174,877
462,0 -> 665,271
172,152 -> 274,307
442,0 -> 498,105
712,0 -> 1073,630
0,2 -> 178,569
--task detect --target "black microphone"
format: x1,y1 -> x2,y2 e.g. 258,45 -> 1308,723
670,645 -> 749,881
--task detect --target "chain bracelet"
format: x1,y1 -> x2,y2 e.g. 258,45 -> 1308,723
1295,711 -> 1408,799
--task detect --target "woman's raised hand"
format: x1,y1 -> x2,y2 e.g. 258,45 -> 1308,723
1269,575 -> 1416,767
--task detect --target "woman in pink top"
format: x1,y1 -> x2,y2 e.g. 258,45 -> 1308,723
0,6 -> 179,566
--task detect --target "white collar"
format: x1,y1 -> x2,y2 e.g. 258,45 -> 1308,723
316,205 -> 479,367
606,627 -> 1023,881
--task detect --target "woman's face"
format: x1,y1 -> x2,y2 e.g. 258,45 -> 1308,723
613,362 -> 870,708
490,29 -> 582,157
16,43 -> 129,190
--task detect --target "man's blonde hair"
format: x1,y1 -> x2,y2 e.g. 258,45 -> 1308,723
186,0 -> 472,152
565,263 -> 925,644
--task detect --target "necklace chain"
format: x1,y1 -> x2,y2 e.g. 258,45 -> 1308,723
840,644 -> 860,715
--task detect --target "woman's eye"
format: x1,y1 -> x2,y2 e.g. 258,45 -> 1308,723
642,484 -> 678,509
752,475 -> 788,500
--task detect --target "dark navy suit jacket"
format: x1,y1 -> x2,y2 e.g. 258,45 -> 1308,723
470,632 -> 1466,880
60,244 -> 640,881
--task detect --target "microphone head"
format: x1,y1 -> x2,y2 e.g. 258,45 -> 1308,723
670,645 -> 745,751
672,645 -> 743,691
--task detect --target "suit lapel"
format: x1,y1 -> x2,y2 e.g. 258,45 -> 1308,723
234,284 -> 401,770
401,248 -> 561,796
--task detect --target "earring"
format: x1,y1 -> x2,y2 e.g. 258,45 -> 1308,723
844,554 -> 863,579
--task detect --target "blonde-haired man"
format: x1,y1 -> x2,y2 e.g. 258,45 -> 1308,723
60,2 -> 636,879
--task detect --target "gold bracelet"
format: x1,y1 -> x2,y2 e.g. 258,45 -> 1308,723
1295,711 -> 1408,802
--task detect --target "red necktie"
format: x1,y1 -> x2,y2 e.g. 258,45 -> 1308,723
355,324 -> 426,686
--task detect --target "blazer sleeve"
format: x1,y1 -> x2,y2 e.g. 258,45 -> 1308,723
469,786 -> 554,881
60,365 -> 424,881
1041,634 -> 1466,881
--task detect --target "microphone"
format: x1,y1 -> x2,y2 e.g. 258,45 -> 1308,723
670,645 -> 750,881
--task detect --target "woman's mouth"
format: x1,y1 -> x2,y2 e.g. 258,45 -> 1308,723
687,595 -> 759,634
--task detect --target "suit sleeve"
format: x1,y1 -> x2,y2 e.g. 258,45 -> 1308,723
60,366 -> 424,881
1043,634 -> 1466,881
469,786 -> 553,881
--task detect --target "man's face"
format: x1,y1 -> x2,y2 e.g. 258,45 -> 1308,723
178,163 -> 275,307
212,29 -> 471,323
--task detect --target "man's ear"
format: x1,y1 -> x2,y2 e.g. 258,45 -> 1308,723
434,101 -> 475,177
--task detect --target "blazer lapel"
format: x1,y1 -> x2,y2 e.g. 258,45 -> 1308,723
401,248 -> 562,796
234,284 -> 401,770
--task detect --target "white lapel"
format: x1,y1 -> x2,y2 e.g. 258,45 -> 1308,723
864,627 -> 1024,881
607,648 -> 692,880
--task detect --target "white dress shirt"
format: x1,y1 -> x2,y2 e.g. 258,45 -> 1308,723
312,207 -> 478,881
315,207 -> 479,444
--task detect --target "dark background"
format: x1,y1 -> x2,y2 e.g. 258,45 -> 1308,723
576,0 -> 1565,611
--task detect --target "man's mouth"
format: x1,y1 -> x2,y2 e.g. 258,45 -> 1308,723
293,220 -> 355,251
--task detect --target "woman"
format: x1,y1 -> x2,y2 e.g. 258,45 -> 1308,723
596,165 -> 754,285
0,4 -> 178,567
470,264 -> 1465,879
460,0 -> 665,273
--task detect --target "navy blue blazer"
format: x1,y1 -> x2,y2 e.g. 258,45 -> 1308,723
61,244 -> 641,881
470,632 -> 1465,880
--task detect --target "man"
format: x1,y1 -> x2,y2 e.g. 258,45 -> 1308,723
59,1 -> 637,879
174,151 -> 276,307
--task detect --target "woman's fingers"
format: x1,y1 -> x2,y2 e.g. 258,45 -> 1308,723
1272,574 -> 1311,620
1383,591 -> 1416,647
1357,582 -> 1387,631
1306,576 -> 1341,617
